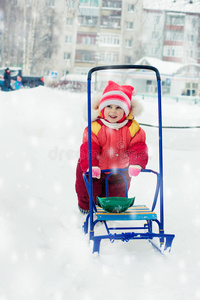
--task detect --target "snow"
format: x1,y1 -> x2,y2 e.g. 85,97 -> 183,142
134,57 -> 184,76
0,86 -> 200,300
143,0 -> 200,13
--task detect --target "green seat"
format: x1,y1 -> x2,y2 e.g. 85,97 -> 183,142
97,196 -> 135,213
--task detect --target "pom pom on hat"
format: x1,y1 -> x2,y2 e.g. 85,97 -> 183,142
99,81 -> 137,117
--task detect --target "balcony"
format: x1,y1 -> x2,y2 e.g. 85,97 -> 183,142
102,0 -> 122,10
77,33 -> 97,45
78,16 -> 98,27
100,16 -> 121,29
75,50 -> 96,63
78,6 -> 99,17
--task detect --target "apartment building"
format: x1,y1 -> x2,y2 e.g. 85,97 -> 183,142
0,0 -> 144,79
48,0 -> 200,80
0,0 -> 199,83
142,0 -> 200,64
74,0 -> 143,75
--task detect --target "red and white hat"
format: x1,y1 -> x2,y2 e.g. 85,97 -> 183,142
99,81 -> 137,117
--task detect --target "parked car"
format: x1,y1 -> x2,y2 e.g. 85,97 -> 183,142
0,67 -> 44,90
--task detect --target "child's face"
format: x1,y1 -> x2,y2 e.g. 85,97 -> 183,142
104,105 -> 124,123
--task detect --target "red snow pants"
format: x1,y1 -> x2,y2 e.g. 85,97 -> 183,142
75,161 -> 131,211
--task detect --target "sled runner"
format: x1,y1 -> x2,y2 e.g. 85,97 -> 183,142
82,65 -> 175,254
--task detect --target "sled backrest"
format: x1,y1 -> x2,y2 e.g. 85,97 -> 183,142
87,65 -> 164,231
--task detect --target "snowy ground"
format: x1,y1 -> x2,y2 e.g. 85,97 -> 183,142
0,86 -> 200,300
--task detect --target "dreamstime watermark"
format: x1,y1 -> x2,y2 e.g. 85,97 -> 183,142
48,146 -> 79,161
48,142 -> 148,163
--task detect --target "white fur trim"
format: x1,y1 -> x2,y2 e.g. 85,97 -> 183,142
83,94 -> 101,122
131,98 -> 143,117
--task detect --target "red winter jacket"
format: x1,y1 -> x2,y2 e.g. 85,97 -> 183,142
79,118 -> 148,172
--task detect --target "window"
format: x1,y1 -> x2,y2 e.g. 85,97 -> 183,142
163,45 -> 183,57
187,49 -> 193,58
102,0 -> 122,9
77,34 -> 96,45
101,16 -> 121,28
64,52 -> 71,60
125,39 -> 132,48
151,47 -> 159,55
146,80 -> 152,85
192,18 -> 197,28
155,15 -> 160,24
65,36 -> 72,44
99,53 -> 119,63
146,80 -> 157,93
98,34 -> 120,46
113,53 -> 118,62
192,83 -> 198,89
125,22 -> 134,29
152,31 -> 159,39
185,82 -> 198,96
49,0 -> 55,7
165,30 -> 184,42
78,16 -> 98,27
47,16 -> 54,25
66,18 -> 73,25
79,0 -> 99,7
162,80 -> 170,94
187,34 -> 194,42
82,36 -> 95,45
67,0 -> 76,8
127,4 -> 134,12
124,56 -> 132,64
166,14 -> 185,26
75,50 -> 95,63
44,51 -> 52,59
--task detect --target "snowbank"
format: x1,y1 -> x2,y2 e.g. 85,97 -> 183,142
0,87 -> 199,300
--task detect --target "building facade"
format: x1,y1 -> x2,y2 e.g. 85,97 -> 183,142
0,0 -> 199,87
74,0 -> 143,75
142,0 -> 200,64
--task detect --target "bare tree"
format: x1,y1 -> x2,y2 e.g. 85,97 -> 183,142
0,0 -> 24,67
22,0 -> 61,75
1,0 -> 61,74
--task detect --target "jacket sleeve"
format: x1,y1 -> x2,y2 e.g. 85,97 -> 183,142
79,127 -> 101,172
127,127 -> 148,169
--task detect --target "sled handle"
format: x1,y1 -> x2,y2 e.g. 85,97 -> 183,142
87,65 -> 161,81
87,64 -> 164,236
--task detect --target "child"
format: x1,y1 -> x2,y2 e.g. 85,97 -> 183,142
14,76 -> 23,90
75,80 -> 148,214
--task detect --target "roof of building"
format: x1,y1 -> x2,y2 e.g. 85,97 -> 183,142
143,0 -> 200,14
134,56 -> 200,78
134,57 -> 184,75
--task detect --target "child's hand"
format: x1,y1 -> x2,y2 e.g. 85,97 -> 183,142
92,166 -> 101,179
128,165 -> 142,177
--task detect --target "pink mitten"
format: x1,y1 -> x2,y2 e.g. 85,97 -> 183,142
92,166 -> 101,179
128,165 -> 142,177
